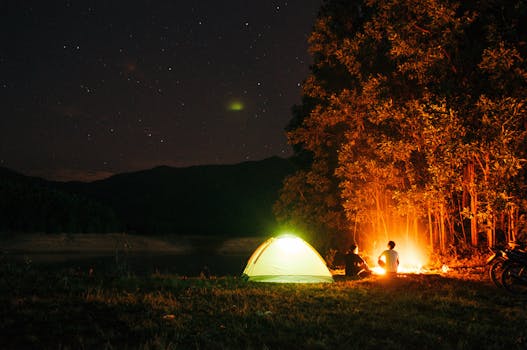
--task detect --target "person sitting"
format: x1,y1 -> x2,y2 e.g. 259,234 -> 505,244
377,240 -> 399,276
345,244 -> 371,278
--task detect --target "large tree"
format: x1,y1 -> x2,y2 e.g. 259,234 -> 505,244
276,0 -> 527,253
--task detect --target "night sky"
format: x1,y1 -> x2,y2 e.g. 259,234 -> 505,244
0,1 -> 321,181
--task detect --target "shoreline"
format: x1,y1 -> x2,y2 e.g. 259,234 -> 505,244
0,233 -> 264,256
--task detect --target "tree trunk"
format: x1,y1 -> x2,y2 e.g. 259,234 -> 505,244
427,204 -> 434,251
413,215 -> 419,243
374,189 -> 388,239
509,205 -> 517,242
467,161 -> 478,246
439,202 -> 446,252
483,153 -> 493,247
486,215 -> 494,248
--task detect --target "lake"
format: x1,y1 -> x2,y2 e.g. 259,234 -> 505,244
1,233 -> 263,276
5,252 -> 251,277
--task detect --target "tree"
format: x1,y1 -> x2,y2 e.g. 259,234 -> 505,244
278,0 -> 527,253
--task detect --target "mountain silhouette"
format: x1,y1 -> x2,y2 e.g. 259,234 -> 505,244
1,157 -> 296,236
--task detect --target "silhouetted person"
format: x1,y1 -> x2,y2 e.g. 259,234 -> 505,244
378,240 -> 399,276
345,244 -> 370,278
201,265 -> 211,279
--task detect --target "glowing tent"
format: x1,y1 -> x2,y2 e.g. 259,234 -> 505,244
242,235 -> 334,283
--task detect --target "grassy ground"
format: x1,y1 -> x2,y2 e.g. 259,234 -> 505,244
0,259 -> 525,350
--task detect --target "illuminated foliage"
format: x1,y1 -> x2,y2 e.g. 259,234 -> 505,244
277,0 -> 527,252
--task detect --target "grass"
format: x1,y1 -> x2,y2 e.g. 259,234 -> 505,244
1,258 -> 526,349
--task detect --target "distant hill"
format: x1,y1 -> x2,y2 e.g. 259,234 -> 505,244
1,157 -> 297,236
0,167 -> 121,234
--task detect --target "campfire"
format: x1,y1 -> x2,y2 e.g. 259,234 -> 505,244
331,235 -> 451,277
369,240 -> 438,275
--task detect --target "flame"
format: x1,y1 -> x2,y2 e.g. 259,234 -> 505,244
371,266 -> 386,275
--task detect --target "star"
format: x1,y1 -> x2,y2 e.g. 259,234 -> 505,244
0,0 -> 321,180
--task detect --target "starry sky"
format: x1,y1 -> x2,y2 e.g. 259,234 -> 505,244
0,1 -> 322,181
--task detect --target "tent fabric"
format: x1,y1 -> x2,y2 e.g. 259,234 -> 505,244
242,235 -> 334,283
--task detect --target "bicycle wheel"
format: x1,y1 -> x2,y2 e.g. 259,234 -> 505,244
501,262 -> 527,295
